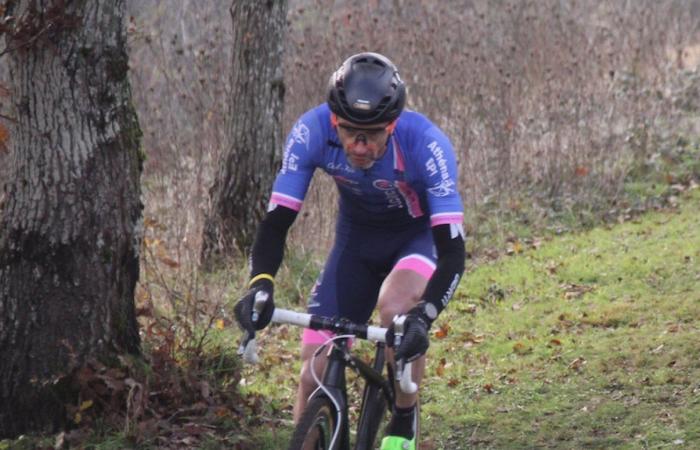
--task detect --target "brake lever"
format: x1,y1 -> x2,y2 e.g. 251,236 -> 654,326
392,315 -> 418,394
237,291 -> 269,364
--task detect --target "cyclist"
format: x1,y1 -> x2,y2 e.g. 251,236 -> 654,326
235,52 -> 465,449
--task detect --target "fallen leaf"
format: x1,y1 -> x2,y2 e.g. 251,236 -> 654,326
435,358 -> 447,377
55,432 -> 66,450
460,331 -> 485,346
512,342 -> 531,355
434,324 -> 450,339
460,303 -> 477,314
562,283 -> 595,300
568,357 -> 586,371
418,438 -> 439,450
506,240 -> 523,255
79,400 -> 93,411
483,383 -> 494,393
214,407 -> 231,418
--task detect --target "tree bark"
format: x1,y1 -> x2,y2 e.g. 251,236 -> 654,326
0,0 -> 142,437
200,0 -> 287,268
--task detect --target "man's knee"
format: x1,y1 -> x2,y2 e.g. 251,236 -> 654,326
378,303 -> 405,326
299,360 -> 317,390
298,344 -> 325,390
377,288 -> 422,325
377,269 -> 428,325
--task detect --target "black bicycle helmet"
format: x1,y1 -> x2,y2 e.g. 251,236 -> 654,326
327,52 -> 406,125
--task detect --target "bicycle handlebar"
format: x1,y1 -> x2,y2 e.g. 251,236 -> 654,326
238,307 -> 418,394
271,308 -> 388,342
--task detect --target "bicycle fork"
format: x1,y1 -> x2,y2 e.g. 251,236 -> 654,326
309,340 -> 352,449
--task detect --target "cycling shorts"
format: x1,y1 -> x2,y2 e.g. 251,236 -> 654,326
302,218 -> 436,345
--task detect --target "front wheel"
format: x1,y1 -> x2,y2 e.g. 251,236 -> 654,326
288,396 -> 340,450
354,382 -> 389,450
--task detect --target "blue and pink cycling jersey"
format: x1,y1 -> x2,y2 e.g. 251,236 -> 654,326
268,104 -> 464,342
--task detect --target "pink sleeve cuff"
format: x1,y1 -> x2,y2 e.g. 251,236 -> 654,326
430,212 -> 464,226
270,192 -> 303,212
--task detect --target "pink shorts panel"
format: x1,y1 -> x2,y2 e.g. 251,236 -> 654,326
393,254 -> 436,280
301,328 -> 354,348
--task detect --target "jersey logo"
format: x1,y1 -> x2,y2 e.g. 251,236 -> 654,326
372,179 -> 394,190
427,140 -> 454,187
281,137 -> 299,174
425,158 -> 438,177
440,274 -> 461,307
327,162 -> 355,173
292,122 -> 310,146
427,179 -> 456,197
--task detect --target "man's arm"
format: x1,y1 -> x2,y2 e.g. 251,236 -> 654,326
249,204 -> 298,278
234,204 -> 298,334
391,223 -> 465,362
419,223 -> 465,318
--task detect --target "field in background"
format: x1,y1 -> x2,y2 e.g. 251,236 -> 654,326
121,0 -> 700,261
123,5 -> 700,445
239,187 -> 700,449
122,0 -> 700,369
1,1 -> 700,448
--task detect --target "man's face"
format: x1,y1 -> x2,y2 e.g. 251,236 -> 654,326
332,114 -> 396,169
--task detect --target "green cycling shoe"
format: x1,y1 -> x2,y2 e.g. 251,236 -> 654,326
380,435 -> 416,450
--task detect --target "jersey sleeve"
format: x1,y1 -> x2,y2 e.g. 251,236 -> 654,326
269,110 -> 324,212
418,127 -> 464,227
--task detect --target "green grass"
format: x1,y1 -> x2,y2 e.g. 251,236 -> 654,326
241,189 -> 700,449
464,133 -> 700,259
421,189 -> 700,449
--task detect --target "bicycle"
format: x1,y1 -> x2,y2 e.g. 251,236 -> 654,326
239,295 -> 418,450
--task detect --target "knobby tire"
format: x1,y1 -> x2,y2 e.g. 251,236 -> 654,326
288,396 -> 339,450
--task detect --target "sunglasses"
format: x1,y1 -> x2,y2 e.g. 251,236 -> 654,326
331,114 -> 397,145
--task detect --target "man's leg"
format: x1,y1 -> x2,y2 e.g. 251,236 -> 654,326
293,340 -> 327,422
377,268 -> 429,408
292,269 -> 423,423
377,258 -> 433,449
293,245 -> 382,422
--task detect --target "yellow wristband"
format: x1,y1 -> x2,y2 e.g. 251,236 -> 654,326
249,273 -> 274,288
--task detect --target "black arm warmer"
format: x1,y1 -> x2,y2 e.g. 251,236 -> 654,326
249,205 -> 298,278
421,223 -> 466,315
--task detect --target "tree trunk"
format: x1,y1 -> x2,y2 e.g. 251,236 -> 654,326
0,0 -> 142,437
200,0 -> 287,268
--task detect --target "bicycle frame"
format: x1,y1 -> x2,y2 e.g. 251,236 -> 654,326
307,337 -> 394,449
239,307 -> 416,450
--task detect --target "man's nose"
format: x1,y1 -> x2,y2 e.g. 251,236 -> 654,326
351,139 -> 370,154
